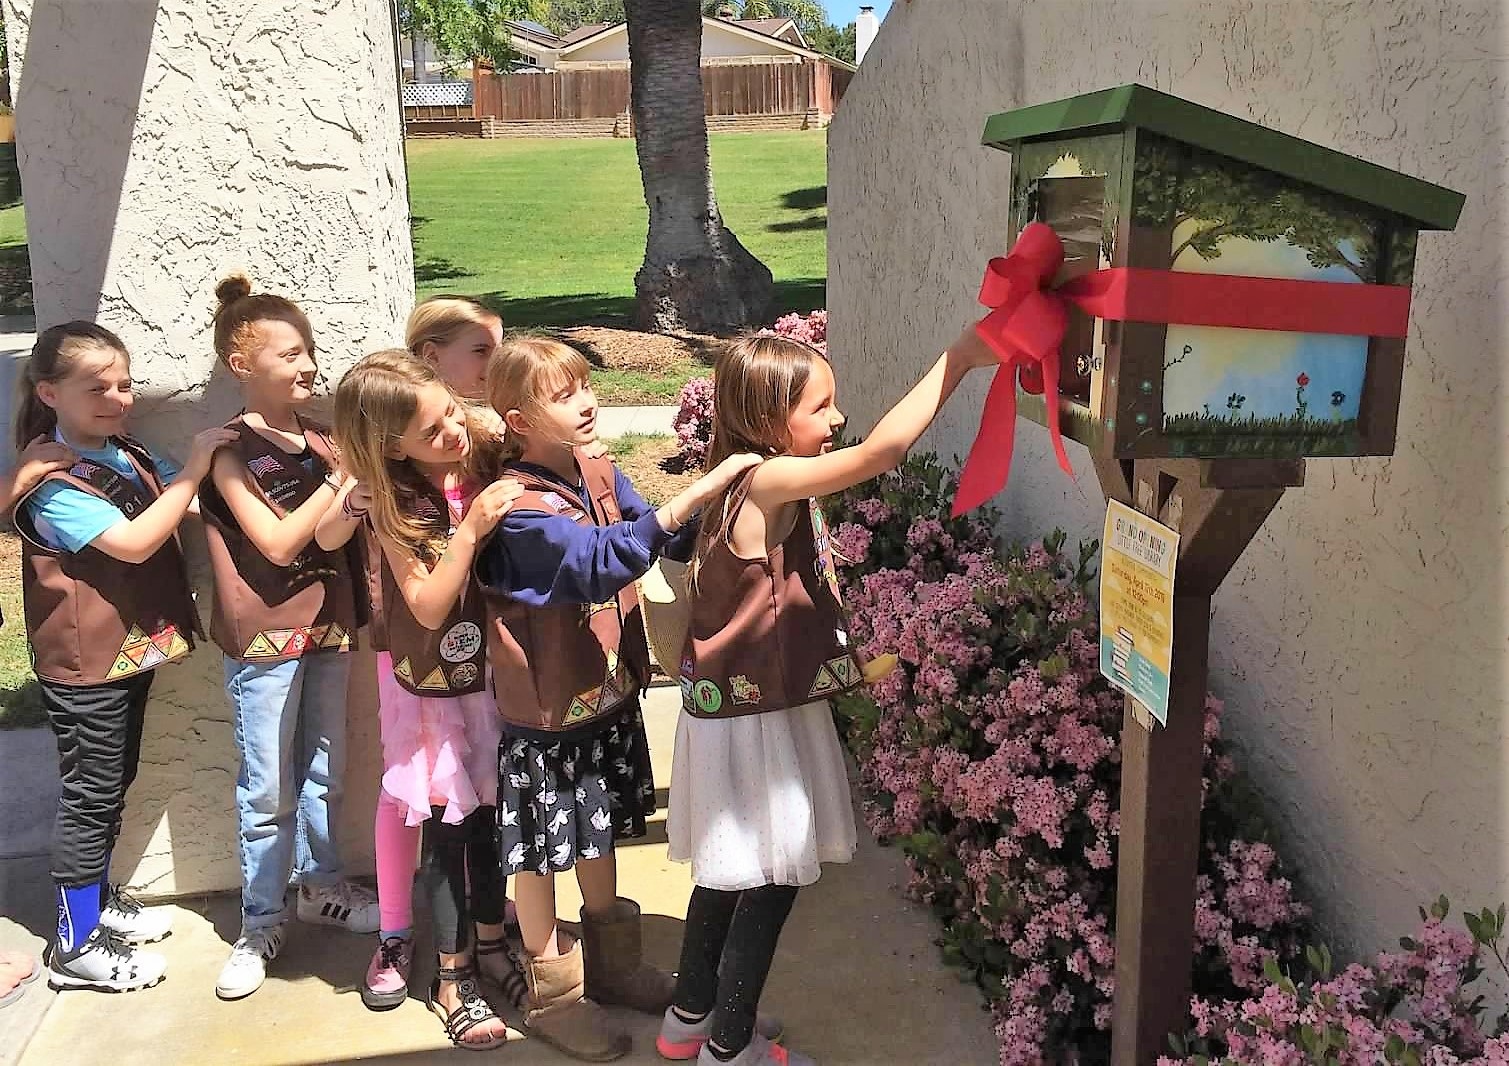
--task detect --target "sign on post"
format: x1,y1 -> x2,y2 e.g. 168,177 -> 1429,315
1099,499 -> 1178,724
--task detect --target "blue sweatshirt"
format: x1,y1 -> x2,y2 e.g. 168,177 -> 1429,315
475,461 -> 698,606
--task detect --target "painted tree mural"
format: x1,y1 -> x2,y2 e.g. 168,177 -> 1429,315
1132,136 -> 1380,281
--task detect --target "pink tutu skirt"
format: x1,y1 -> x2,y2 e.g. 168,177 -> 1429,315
376,652 -> 502,826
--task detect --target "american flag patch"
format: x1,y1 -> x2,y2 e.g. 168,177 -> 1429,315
539,492 -> 575,514
71,461 -> 102,479
247,454 -> 284,478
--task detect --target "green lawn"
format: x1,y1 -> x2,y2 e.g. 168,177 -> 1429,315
407,131 -> 828,328
0,203 -> 31,314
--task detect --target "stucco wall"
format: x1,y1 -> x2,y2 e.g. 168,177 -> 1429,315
829,0 -> 1506,960
6,0 -> 413,895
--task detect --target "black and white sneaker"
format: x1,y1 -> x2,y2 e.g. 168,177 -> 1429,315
98,885 -> 174,944
296,881 -> 379,934
48,928 -> 167,993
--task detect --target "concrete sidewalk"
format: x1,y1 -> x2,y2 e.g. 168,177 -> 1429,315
595,406 -> 677,440
8,687 -> 997,1065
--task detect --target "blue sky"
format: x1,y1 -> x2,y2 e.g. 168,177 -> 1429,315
827,0 -> 892,26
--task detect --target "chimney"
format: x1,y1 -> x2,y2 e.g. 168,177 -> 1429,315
855,5 -> 879,64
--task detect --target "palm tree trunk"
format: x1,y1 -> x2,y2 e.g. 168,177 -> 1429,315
625,0 -> 774,332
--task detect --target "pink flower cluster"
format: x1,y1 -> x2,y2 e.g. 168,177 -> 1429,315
757,309 -> 828,355
827,452 -> 1312,1066
1165,900 -> 1509,1065
672,310 -> 830,466
672,376 -> 715,467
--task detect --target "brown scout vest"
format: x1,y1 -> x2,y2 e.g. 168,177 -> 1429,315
366,482 -> 487,697
680,473 -> 863,719
200,415 -> 366,662
15,436 -> 199,686
481,451 -> 651,736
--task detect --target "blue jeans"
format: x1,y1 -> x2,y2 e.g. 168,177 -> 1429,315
226,653 -> 351,930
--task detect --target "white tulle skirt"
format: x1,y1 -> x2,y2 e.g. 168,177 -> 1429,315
667,698 -> 857,891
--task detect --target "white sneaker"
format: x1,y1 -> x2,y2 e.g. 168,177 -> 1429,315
48,927 -> 167,993
98,885 -> 174,944
215,923 -> 285,1001
296,881 -> 379,934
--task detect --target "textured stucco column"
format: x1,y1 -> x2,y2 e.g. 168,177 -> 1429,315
5,0 -> 413,894
830,0 -> 1506,961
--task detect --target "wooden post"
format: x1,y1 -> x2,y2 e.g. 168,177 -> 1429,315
1108,458 -> 1300,1066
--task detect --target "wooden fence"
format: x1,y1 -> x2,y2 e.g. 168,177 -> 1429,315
472,59 -> 849,123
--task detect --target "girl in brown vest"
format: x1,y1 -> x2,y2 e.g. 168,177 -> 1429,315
12,323 -> 237,993
199,275 -> 378,1001
330,351 -> 523,1049
476,335 -> 760,1061
663,328 -> 998,1066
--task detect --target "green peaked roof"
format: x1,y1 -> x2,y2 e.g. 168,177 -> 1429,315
982,84 -> 1464,231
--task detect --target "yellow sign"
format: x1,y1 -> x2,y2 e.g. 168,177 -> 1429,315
1099,499 -> 1178,725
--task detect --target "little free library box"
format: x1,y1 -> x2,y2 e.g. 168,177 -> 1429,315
958,85 -> 1463,1066
978,83 -> 1464,464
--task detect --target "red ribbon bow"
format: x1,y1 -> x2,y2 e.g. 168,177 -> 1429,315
949,223 -> 1413,517
952,223 -> 1078,517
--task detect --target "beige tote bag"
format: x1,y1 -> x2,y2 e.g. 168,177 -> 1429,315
638,556 -> 691,674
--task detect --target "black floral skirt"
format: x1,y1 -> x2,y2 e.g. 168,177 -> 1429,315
496,701 -> 657,875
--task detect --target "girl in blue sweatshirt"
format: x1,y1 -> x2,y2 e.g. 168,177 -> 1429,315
475,334 -> 757,1062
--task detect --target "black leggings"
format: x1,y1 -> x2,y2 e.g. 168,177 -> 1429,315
673,883 -> 800,1055
42,674 -> 153,886
418,805 -> 504,956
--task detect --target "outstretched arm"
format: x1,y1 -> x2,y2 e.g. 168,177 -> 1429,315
750,327 -> 997,508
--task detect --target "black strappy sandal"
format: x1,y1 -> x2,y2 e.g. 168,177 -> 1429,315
476,935 -> 529,1011
428,963 -> 508,1051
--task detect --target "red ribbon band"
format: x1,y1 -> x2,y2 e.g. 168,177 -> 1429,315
951,223 -> 1412,516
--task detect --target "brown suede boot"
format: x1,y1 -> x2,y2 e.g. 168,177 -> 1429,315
523,940 -> 630,1062
580,897 -> 677,1015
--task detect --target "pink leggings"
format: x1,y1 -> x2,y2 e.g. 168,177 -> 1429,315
374,793 -> 422,934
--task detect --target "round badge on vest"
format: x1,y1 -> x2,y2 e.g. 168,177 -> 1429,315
692,679 -> 723,714
439,621 -> 482,663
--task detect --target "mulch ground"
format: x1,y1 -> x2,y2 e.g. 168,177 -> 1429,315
609,434 -> 699,507
561,325 -> 719,372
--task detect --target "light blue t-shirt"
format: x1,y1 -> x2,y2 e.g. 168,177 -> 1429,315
25,433 -> 181,553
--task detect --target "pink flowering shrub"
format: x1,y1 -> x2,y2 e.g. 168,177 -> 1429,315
672,310 -> 829,466
1163,899 -> 1509,1065
760,309 -> 828,355
672,376 -> 715,468
826,451 -> 1312,1065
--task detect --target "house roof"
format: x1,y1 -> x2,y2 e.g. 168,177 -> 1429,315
506,20 -> 564,48
981,84 -> 1464,230
734,17 -> 805,46
559,22 -> 611,46
557,15 -> 852,71
512,19 -> 558,40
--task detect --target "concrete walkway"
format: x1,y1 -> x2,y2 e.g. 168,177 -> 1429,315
595,406 -> 677,440
6,686 -> 998,1066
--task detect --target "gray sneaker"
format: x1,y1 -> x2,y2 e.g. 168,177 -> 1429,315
98,885 -> 174,944
658,1007 -> 785,1060
48,928 -> 166,993
215,923 -> 286,1001
697,1034 -> 813,1066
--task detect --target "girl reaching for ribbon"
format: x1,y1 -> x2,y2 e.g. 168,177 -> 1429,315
662,325 -> 997,1066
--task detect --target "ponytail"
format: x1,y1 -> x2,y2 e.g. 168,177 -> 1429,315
13,323 -> 129,452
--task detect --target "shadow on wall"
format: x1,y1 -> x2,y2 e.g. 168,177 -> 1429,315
14,0 -> 160,324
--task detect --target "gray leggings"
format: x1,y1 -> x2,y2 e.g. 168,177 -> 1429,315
418,806 -> 503,955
